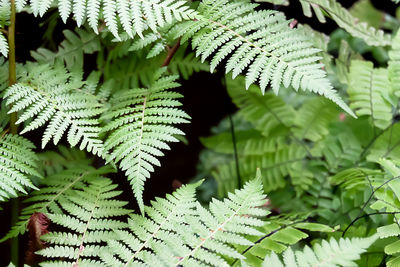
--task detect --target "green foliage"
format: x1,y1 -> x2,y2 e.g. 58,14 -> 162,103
2,0 -> 400,266
261,235 -> 378,267
37,177 -> 130,266
0,132 -> 40,201
4,63 -> 105,156
101,68 -> 190,213
102,173 -> 269,266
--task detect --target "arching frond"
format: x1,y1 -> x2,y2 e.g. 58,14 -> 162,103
389,31 -> 400,96
347,60 -> 392,129
101,68 -> 190,213
31,28 -> 101,71
174,0 -> 354,116
23,0 -> 197,39
299,0 -> 391,46
4,63 -> 105,156
0,132 -> 41,201
0,165 -> 114,242
37,177 -> 130,266
261,235 -> 377,267
102,174 -> 269,266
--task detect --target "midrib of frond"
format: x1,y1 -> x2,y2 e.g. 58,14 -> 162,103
58,34 -> 98,57
198,16 -> 323,91
16,172 -> 89,237
123,202 -> 180,266
176,195 -> 250,265
74,186 -> 101,265
301,0 -> 390,45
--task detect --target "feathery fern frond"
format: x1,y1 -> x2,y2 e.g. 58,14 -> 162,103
102,68 -> 190,213
4,63 -> 105,156
0,32 -> 7,57
0,132 -> 41,201
261,235 -> 378,267
23,0 -> 197,39
299,0 -> 391,46
0,165 -> 114,242
175,0 -> 354,116
102,173 -> 269,266
367,124 -> 400,162
347,60 -> 392,129
31,28 -> 101,71
37,177 -> 130,266
0,0 -> 9,57
389,31 -> 400,96
293,97 -> 340,142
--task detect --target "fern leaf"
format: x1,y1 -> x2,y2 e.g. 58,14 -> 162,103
299,0 -> 391,46
102,174 -> 269,266
4,63 -> 105,156
31,28 -> 100,71
0,31 -> 7,57
73,0 -> 86,27
262,235 -> 378,267
176,0 -> 354,116
0,133 -> 41,201
347,60 -> 392,129
0,165 -> 113,242
101,68 -> 190,213
37,177 -> 130,265
389,31 -> 400,96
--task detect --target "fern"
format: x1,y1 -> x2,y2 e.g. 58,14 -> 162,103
1,165 -> 114,242
347,60 -> 393,129
23,0 -> 197,39
389,31 -> 400,96
261,235 -> 378,267
174,0 -> 354,116
299,0 -> 391,46
37,177 -> 130,266
101,68 -> 190,213
0,131 -> 41,201
102,173 -> 269,266
0,0 -> 9,57
4,63 -> 105,156
31,28 -> 101,71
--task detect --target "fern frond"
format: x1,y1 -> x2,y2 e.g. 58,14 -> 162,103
299,0 -> 391,46
175,0 -> 354,116
101,68 -> 190,213
37,177 -> 130,265
347,60 -> 392,129
24,0 -> 197,39
367,124 -> 400,162
293,97 -> 340,142
0,165 -> 113,242
389,31 -> 400,96
102,174 -> 269,266
31,28 -> 101,71
0,32 -> 7,57
0,132 -> 41,201
4,63 -> 105,156
262,235 -> 378,267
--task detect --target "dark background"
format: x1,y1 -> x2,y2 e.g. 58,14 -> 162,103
0,0 -> 397,265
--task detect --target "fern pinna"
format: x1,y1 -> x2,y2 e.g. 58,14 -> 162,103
101,68 -> 190,213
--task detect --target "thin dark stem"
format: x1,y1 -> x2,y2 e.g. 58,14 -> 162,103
228,113 -> 241,188
8,0 -> 19,264
162,37 -> 181,67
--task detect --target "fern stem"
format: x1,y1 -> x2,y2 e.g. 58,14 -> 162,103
162,37 -> 181,67
8,0 -> 19,265
228,113 -> 241,188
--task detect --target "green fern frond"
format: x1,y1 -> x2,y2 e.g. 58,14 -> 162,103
0,165 -> 113,242
102,175 -> 269,266
261,235 -> 378,267
175,0 -> 354,116
37,177 -> 130,266
294,97 -> 340,142
24,0 -> 197,39
299,0 -> 391,46
0,132 -> 41,201
102,68 -> 190,213
4,63 -> 105,156
31,28 -> 100,71
0,32 -> 7,57
367,124 -> 400,162
389,31 -> 400,96
347,60 -> 392,129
